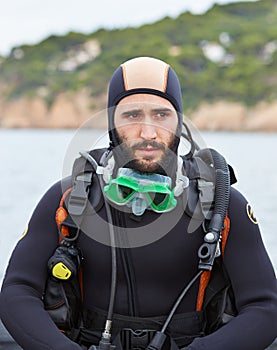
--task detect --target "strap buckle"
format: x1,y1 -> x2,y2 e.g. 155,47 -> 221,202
120,328 -> 156,350
68,172 -> 93,216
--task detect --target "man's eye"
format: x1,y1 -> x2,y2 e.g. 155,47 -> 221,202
154,112 -> 168,119
126,112 -> 141,119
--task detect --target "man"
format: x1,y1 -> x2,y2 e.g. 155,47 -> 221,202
0,56 -> 276,350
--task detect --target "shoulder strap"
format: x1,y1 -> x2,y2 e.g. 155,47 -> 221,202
56,148 -> 107,238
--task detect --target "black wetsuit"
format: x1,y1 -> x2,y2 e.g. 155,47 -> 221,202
0,167 -> 277,350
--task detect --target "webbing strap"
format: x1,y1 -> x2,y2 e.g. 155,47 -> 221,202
221,215 -> 230,259
55,187 -> 72,240
196,215 -> 230,311
196,271 -> 211,311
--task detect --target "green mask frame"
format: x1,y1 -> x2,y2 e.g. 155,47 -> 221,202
104,168 -> 177,215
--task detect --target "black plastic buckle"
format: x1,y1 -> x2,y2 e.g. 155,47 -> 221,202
120,328 -> 156,350
198,230 -> 220,271
68,172 -> 93,216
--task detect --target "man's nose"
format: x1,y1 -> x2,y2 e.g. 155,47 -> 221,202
140,121 -> 157,140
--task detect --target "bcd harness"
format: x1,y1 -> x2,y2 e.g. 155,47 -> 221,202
43,147 -> 238,350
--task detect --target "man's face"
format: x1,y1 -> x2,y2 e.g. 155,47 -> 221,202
114,94 -> 179,173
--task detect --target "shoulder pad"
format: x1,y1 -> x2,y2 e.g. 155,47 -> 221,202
182,148 -> 236,221
185,148 -> 237,185
182,154 -> 215,221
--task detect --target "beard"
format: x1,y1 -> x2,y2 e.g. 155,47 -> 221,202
117,135 -> 179,176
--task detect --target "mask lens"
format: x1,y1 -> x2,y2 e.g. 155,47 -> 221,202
146,191 -> 176,212
104,177 -> 137,204
148,192 -> 168,206
118,184 -> 135,199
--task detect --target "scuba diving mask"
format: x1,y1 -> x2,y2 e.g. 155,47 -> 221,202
104,168 -> 177,216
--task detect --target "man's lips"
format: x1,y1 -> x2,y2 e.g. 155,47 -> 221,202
129,141 -> 165,159
135,147 -> 161,157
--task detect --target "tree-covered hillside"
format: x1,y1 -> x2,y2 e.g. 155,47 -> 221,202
0,0 -> 276,111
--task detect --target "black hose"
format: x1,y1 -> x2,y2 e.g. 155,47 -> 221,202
161,270 -> 203,333
146,270 -> 203,350
208,149 -> 230,234
80,151 -> 117,341
103,200 -> 117,322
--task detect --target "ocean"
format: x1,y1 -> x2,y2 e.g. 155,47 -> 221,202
0,128 -> 276,283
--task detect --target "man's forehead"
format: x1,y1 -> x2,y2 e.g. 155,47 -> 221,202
115,94 -> 176,112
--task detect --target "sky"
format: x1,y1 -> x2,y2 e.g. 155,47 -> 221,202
0,0 -> 258,57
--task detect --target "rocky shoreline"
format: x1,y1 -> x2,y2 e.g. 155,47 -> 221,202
190,100 -> 277,132
0,91 -> 276,132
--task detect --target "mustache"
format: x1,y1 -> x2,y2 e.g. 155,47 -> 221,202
131,140 -> 166,152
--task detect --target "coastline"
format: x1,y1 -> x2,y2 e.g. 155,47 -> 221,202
0,92 -> 277,132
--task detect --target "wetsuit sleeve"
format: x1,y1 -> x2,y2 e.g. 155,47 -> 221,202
0,180 -> 82,350
187,187 -> 277,350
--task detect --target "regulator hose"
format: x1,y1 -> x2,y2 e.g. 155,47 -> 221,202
80,151 -> 117,348
210,148 -> 230,224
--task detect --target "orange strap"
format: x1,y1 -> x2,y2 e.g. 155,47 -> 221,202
196,215 -> 230,311
55,187 -> 72,240
221,215 -> 230,259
